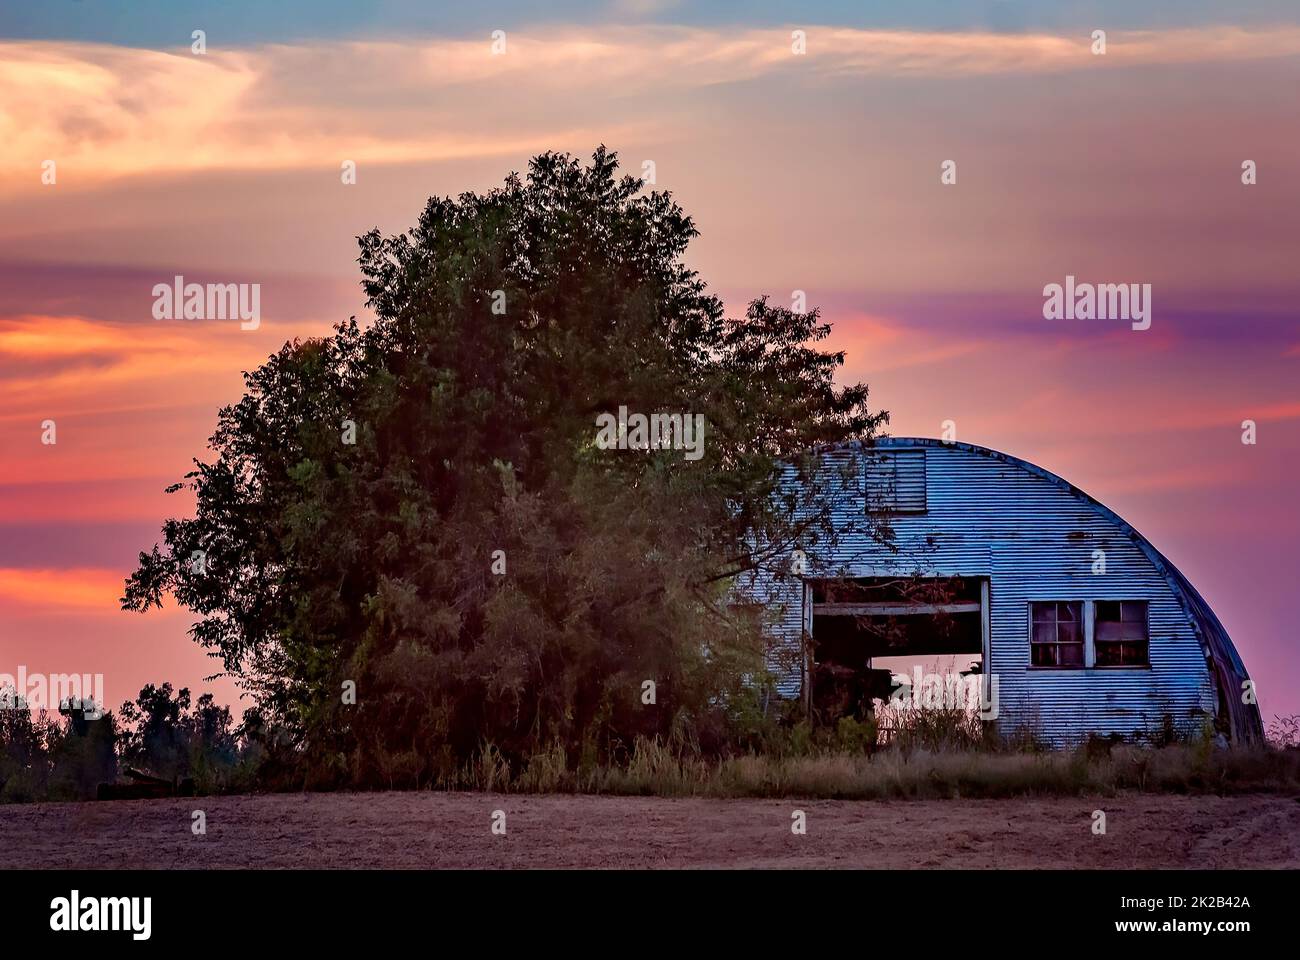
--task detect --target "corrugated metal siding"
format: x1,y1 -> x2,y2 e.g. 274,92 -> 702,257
747,438 -> 1248,745
865,449 -> 927,513
733,566 -> 804,699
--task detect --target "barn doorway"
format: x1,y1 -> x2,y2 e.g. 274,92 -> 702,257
804,575 -> 988,725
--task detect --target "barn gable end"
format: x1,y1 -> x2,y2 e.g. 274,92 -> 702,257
748,437 -> 1263,746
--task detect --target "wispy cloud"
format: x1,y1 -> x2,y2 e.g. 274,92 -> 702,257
5,25 -> 1300,189
608,0 -> 685,17
0,313 -> 289,490
0,314 -> 265,413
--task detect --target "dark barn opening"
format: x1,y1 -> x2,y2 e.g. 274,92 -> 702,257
807,576 -> 985,724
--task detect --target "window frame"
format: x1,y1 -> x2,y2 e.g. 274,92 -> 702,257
1027,600 -> 1086,669
1092,599 -> 1151,668
1025,599 -> 1153,670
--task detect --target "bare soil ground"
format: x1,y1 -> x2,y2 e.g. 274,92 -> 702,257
4,791 -> 1298,869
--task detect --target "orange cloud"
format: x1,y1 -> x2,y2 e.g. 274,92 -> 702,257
0,567 -> 126,612
829,312 -> 984,373
0,313 -> 275,414
0,313 -> 296,488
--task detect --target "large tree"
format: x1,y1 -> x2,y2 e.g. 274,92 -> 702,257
123,148 -> 886,784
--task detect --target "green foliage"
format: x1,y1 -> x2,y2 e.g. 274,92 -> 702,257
121,147 -> 885,784
885,700 -> 984,754
0,703 -> 53,801
0,692 -> 117,802
118,683 -> 239,790
47,703 -> 118,801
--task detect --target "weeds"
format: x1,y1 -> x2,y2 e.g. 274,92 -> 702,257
379,711 -> 1300,800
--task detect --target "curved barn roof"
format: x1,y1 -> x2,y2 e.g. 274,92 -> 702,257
864,437 -> 1263,743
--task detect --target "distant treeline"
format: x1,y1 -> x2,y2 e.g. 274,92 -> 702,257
0,683 -> 269,803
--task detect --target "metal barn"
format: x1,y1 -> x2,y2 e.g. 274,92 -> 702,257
752,437 -> 1263,745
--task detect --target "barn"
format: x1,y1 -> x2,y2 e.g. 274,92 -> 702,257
750,437 -> 1263,746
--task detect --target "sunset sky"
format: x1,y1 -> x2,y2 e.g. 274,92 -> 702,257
1,2 -> 1297,725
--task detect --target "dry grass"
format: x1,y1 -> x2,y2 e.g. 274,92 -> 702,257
446,735 -> 1300,800
441,709 -> 1300,800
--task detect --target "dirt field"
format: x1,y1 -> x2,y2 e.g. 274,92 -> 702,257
4,791 -> 1297,869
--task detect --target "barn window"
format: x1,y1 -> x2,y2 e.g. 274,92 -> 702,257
864,450 -> 926,514
1030,601 -> 1084,667
1094,601 -> 1150,667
